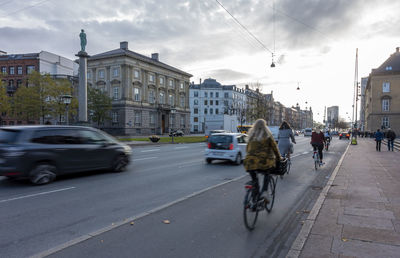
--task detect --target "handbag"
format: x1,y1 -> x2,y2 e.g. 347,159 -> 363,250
272,158 -> 287,175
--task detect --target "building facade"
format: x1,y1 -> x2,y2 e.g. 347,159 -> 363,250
359,77 -> 368,131
327,106 -> 339,128
364,47 -> 400,134
189,78 -> 246,134
87,42 -> 192,136
0,51 -> 77,125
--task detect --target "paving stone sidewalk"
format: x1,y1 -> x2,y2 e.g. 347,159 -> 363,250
293,138 -> 400,258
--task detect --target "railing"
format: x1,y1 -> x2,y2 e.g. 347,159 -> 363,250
382,138 -> 400,151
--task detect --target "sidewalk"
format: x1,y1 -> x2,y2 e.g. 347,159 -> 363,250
287,138 -> 400,258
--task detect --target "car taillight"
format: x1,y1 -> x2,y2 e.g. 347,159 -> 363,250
208,143 -> 212,149
229,143 -> 233,150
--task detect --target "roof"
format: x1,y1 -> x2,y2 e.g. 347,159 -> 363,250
0,53 -> 39,61
371,47 -> 400,75
89,48 -> 192,77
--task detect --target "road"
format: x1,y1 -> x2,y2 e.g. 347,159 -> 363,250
0,136 -> 349,258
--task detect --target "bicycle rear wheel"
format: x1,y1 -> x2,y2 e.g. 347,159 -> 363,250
314,159 -> 318,170
264,175 -> 276,213
243,189 -> 259,230
286,158 -> 291,174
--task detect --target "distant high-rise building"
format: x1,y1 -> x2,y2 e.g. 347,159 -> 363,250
327,106 -> 339,128
360,77 -> 368,131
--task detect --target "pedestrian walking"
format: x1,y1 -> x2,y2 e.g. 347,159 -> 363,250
374,129 -> 384,151
386,128 -> 396,151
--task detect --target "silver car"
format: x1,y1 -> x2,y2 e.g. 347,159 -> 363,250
205,133 -> 247,165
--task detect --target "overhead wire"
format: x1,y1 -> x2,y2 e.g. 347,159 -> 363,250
0,0 -> 53,18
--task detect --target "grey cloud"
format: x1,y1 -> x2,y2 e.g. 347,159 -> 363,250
204,69 -> 251,82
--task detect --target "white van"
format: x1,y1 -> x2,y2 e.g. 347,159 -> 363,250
304,128 -> 312,137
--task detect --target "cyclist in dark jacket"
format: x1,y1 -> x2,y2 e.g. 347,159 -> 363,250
386,128 -> 396,151
374,129 -> 384,151
311,128 -> 326,165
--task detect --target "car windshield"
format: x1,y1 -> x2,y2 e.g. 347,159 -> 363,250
0,129 -> 21,144
209,135 -> 232,143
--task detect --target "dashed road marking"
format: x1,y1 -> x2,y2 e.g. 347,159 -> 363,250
0,187 -> 76,204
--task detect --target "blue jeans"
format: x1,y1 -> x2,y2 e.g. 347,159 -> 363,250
388,139 -> 394,151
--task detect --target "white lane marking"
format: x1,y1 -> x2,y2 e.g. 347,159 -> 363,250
133,157 -> 157,161
174,146 -> 188,150
140,149 -> 160,152
0,187 -> 76,204
302,151 -> 309,155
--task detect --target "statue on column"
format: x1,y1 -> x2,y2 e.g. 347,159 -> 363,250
79,29 -> 87,52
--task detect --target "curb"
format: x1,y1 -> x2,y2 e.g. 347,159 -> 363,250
30,175 -> 246,258
286,143 -> 350,258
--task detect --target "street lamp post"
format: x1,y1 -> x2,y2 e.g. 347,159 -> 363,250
61,94 -> 72,125
170,108 -> 176,143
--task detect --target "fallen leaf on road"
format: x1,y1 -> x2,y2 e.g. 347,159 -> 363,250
130,222 -> 135,225
163,220 -> 171,224
341,238 -> 348,242
303,210 -> 311,213
101,240 -> 104,243
300,220 -> 305,225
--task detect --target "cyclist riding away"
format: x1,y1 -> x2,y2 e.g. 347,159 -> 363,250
311,127 -> 326,165
278,121 -> 296,160
324,129 -> 332,143
244,119 -> 282,202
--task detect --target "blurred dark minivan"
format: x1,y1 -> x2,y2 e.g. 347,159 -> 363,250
0,126 -> 132,185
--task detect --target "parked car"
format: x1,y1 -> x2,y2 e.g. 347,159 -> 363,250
339,132 -> 350,139
205,133 -> 247,165
169,129 -> 184,137
0,126 -> 132,185
304,128 -> 312,137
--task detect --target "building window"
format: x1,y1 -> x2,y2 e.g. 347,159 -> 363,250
26,65 -> 35,74
210,92 -> 213,98
180,82 -> 184,90
216,100 -> 219,106
194,99 -> 198,105
180,96 -> 185,107
9,66 -> 14,75
1,66 -> 6,74
8,80 -> 14,87
113,87 -> 119,100
98,69 -> 105,79
382,117 -> 389,128
194,91 -> 198,97
134,112 -> 142,126
17,79 -> 22,87
150,113 -> 155,125
210,108 -> 213,114
169,79 -> 174,88
194,108 -> 198,114
210,100 -> 213,105
112,67 -> 119,77
134,88 -> 140,101
112,112 -> 118,123
149,74 -> 155,83
169,94 -> 174,106
204,100 -> 208,105
224,92 -> 229,98
180,115 -> 185,128
216,109 -> 219,114
383,82 -> 390,92
382,99 -> 390,111
149,90 -> 155,103
159,92 -> 165,104
194,117 -> 198,122
194,125 -> 198,132
204,92 -> 208,98
216,92 -> 219,98
385,66 -> 392,71
17,66 -> 23,75
204,108 -> 208,114
159,77 -> 164,85
134,70 -> 140,79
87,71 -> 91,79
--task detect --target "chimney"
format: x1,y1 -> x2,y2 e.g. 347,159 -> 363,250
397,47 -> 399,53
245,84 -> 249,90
120,41 -> 128,50
200,78 -> 202,85
151,53 -> 159,61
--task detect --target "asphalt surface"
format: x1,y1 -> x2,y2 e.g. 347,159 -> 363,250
0,136 -> 349,258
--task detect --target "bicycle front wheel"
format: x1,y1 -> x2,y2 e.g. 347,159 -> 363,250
265,176 -> 276,213
243,189 -> 259,230
314,159 -> 318,170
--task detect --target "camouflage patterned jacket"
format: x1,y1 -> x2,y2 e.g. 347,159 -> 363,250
244,137 -> 281,171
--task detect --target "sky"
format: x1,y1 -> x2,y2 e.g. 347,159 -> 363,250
1,0 -> 399,123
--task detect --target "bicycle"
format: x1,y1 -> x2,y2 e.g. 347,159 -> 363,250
243,160 -> 287,230
313,149 -> 320,170
243,173 -> 276,230
282,153 -> 291,175
325,138 -> 330,151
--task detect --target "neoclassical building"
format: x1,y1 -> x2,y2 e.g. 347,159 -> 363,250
87,42 -> 192,135
364,47 -> 400,134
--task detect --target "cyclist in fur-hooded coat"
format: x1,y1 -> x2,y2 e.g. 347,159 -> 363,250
244,119 -> 282,181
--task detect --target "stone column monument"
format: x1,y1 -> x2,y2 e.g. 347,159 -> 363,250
76,29 -> 90,123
